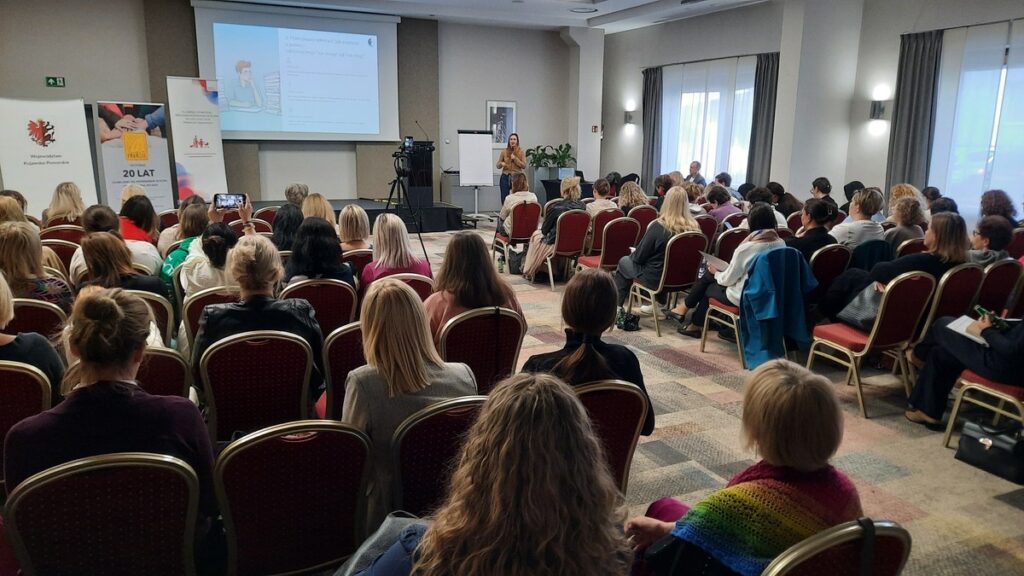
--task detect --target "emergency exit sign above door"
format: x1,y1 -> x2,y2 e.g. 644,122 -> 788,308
45,76 -> 66,88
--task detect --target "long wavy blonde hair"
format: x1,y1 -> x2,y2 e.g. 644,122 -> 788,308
47,181 -> 86,222
657,186 -> 699,234
412,373 -> 631,576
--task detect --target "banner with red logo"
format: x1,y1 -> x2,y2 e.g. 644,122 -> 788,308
96,101 -> 175,213
0,97 -> 99,217
166,77 -> 228,202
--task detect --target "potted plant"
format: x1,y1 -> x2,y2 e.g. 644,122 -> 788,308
525,143 -> 576,194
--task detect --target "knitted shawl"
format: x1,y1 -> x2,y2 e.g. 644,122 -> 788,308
671,461 -> 862,576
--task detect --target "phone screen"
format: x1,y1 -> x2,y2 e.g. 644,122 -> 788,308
214,193 -> 245,210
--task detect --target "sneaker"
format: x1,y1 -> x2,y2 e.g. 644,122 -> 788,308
639,304 -> 666,319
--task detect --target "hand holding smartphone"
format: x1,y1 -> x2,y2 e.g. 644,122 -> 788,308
213,193 -> 246,210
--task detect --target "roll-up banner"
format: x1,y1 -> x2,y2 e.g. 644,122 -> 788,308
166,77 -> 228,202
96,101 -> 175,212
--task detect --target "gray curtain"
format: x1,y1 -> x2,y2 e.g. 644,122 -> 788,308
641,67 -> 662,190
886,30 -> 943,191
747,52 -> 779,186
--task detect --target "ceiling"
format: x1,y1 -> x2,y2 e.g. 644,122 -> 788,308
228,0 -> 771,33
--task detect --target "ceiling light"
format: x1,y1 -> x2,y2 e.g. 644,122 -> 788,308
570,7 -> 598,13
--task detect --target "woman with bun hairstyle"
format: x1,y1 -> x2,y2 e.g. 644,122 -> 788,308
180,222 -> 239,299
785,198 -> 838,262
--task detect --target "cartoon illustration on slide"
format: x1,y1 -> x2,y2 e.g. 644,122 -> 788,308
228,60 -> 263,111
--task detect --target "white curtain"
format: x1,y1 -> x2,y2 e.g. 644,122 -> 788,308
660,56 -> 756,185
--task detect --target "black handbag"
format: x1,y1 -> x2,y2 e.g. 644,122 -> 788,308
955,420 -> 1024,484
837,285 -> 882,331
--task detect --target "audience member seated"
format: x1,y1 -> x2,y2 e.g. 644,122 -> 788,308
883,196 -> 925,252
180,223 -> 239,298
669,171 -> 684,188
0,271 -> 64,402
523,268 -> 654,435
651,174 -> 673,210
0,189 -> 40,229
119,195 -> 159,244
767,181 -> 803,217
672,204 -> 784,338
713,172 -> 743,203
119,183 -> 146,208
785,199 -> 838,262
160,202 -> 211,298
79,232 -> 167,298
522,176 -> 586,281
0,222 -> 73,312
191,233 -> 325,396
301,192 -> 334,222
339,203 -> 372,252
625,360 -> 861,576
605,170 -> 622,196
361,213 -> 432,289
819,212 -> 969,321
682,181 -> 706,215
497,172 -> 538,235
907,314 -> 1024,428
737,187 -> 787,228
884,183 -> 921,223
810,176 -> 838,210
71,205 -> 162,284
342,278 -> 477,531
706,185 -> 741,224
285,182 -> 309,207
42,181 -> 85,225
614,187 -> 699,325
284,217 -> 355,287
969,215 -> 1013,266
929,196 -> 959,216
270,203 -> 303,252
353,373 -> 630,576
616,181 -> 648,213
4,288 -> 215,524
828,187 -> 884,247
980,189 -> 1018,228
921,186 -> 942,222
157,195 -> 205,256
588,178 -> 617,215
736,183 -> 755,203
0,197 -> 65,273
685,161 -> 707,187
424,232 -> 522,343
839,180 -> 864,214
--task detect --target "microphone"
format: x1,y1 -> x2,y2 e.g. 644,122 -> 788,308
414,120 -> 431,142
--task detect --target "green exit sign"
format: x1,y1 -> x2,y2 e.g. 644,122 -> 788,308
45,76 -> 66,88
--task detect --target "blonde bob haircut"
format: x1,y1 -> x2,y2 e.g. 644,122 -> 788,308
742,359 -> 843,472
0,271 -> 14,330
372,212 -> 416,269
48,181 -> 86,222
227,234 -> 283,292
0,222 -> 45,284
560,176 -> 582,201
302,193 -> 334,222
656,187 -> 700,235
360,278 -> 443,398
0,196 -> 27,224
338,204 -> 370,243
119,183 -> 146,208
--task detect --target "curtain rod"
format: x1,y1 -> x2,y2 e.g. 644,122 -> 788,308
903,16 -> 1020,36
641,51 -> 777,71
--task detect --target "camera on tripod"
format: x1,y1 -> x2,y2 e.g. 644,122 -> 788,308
393,136 -> 435,177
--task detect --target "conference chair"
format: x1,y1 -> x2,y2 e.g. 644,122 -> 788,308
253,206 -> 280,225
542,198 -> 561,217
322,322 -> 366,419
216,421 -> 371,576
544,210 -> 590,291
181,285 -> 242,349
582,197 -> 595,205
165,239 -> 184,258
0,361 -> 50,489
806,272 -> 935,418
388,273 -> 434,301
1006,273 -> 1024,318
131,261 -> 156,276
42,266 -> 68,286
492,201 -> 541,268
577,217 -> 641,272
713,228 -> 747,263
849,239 -> 893,271
392,397 -> 487,517
41,239 -> 78,275
200,330 -> 314,443
587,208 -> 625,255
278,250 -> 292,267
775,227 -> 795,240
439,307 -> 526,394
896,237 -> 927,257
280,279 -> 357,336
627,205 -> 658,239
4,453 -> 200,576
809,244 -> 852,300
126,290 -> 175,346
6,299 -> 66,342
42,216 -> 81,228
135,348 -> 191,398
761,518 -> 912,576
576,380 -> 649,493
627,232 -> 707,337
341,249 -> 373,277
723,212 -> 746,229
942,370 -> 1024,448
829,210 -> 848,229
39,225 -> 85,244
786,211 -> 803,233
880,221 -> 897,232
973,258 -> 1022,315
158,209 -> 179,230
222,209 -> 241,223
647,196 -> 659,206
695,214 -> 718,247
228,218 -> 272,235
1008,227 -> 1024,260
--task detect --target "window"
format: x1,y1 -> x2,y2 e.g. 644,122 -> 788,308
930,20 -> 1023,222
660,56 -> 756,185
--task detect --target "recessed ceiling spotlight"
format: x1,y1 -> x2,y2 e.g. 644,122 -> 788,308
570,7 -> 598,13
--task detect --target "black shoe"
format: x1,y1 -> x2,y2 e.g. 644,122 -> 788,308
666,310 -> 685,323
718,328 -> 736,343
677,325 -> 702,338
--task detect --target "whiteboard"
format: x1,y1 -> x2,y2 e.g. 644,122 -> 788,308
458,131 -> 494,187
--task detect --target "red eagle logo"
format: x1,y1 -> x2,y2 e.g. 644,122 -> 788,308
27,119 -> 56,147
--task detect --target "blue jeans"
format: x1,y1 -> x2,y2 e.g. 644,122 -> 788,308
499,173 -> 511,204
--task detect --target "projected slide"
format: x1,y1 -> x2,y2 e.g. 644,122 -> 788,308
213,23 -> 380,135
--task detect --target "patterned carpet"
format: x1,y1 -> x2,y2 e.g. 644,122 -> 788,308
421,222 -> 1024,575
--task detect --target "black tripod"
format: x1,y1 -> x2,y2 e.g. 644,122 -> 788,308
386,154 -> 429,263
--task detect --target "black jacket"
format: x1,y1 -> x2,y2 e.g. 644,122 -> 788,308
785,227 -> 837,262
629,220 -> 673,289
541,199 -> 586,244
522,329 -> 655,435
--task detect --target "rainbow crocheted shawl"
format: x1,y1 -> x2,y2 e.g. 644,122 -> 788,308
671,461 -> 862,576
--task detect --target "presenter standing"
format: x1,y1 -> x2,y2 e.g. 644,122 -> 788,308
496,133 -> 527,204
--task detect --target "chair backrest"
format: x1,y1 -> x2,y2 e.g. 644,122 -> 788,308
864,272 -> 936,351
628,205 -> 658,239
896,237 -> 927,257
439,307 -> 527,394
388,273 -> 435,301
975,258 -> 1023,314
880,221 -> 897,231
228,218 -> 273,235
133,348 -> 191,398
43,216 -> 82,228
849,239 -> 893,271
695,214 -> 718,247
392,397 -> 486,516
647,196 -> 659,206
723,212 -> 747,228
323,323 -> 366,420
714,228 -> 748,263
543,198 -> 561,217
42,266 -> 68,286
1008,228 -> 1024,260
552,210 -> 591,255
589,208 -> 625,253
166,239 -> 184,257
809,244 -> 853,297
761,518 -> 912,576
216,421 -> 371,576
39,225 -> 85,244
41,239 -> 78,274
829,210 -> 848,228
597,217 -> 642,270
1008,273 -> 1024,319
776,227 -> 795,240
222,209 -> 241,223
278,250 -> 293,267
126,290 -> 174,346
787,211 -> 803,233
4,453 -> 200,576
7,299 -> 67,341
182,286 -> 241,347
253,206 -> 280,225
158,209 -> 179,230
576,381 -> 649,492
655,232 -> 707,292
582,197 -> 595,205
508,201 -> 542,241
341,249 -> 374,277
919,263 -> 984,337
280,279 -> 358,336
0,362 -> 50,488
200,330 -> 313,442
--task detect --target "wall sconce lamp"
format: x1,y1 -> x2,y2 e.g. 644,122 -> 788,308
624,111 -> 635,124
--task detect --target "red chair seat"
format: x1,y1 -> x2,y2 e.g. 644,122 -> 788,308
960,370 -> 1024,399
495,232 -> 510,243
812,323 -> 869,352
578,255 -> 601,268
708,297 -> 738,315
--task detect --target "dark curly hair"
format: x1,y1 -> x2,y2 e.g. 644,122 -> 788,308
285,217 -> 347,280
270,203 -> 303,251
980,190 -> 1017,222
